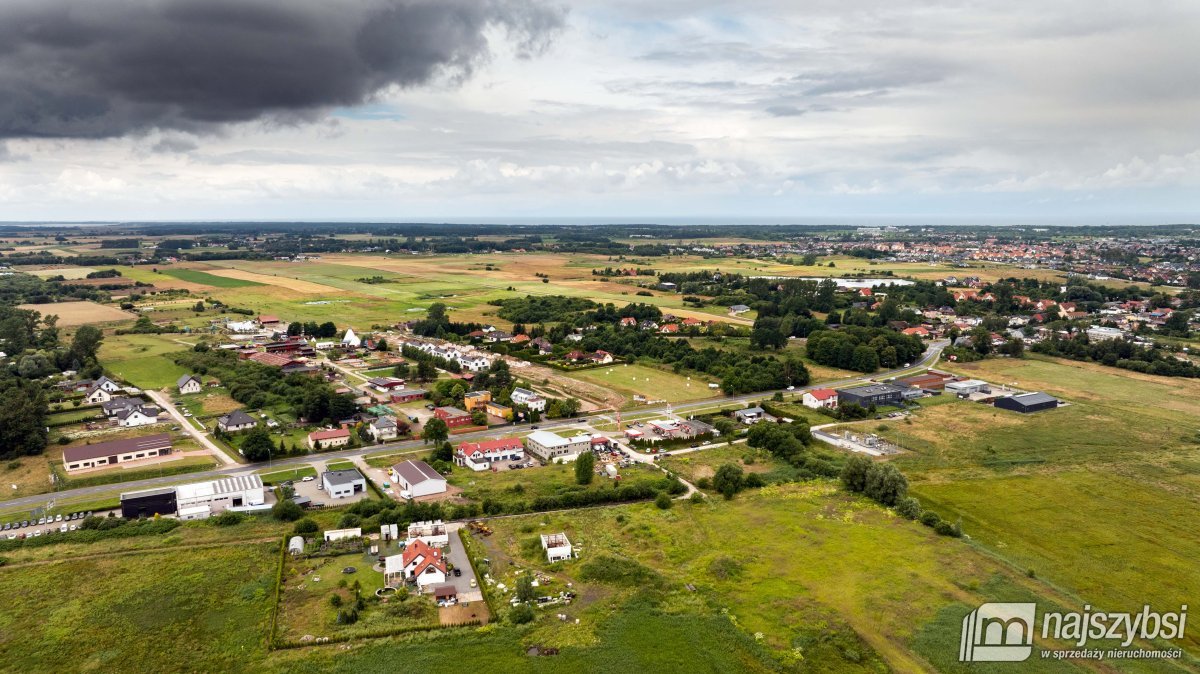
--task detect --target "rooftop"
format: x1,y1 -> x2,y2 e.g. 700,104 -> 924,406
63,433 -> 172,463
323,468 -> 365,486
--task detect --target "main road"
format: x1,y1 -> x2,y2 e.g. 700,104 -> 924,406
0,341 -> 947,512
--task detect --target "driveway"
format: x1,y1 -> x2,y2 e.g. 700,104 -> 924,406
443,523 -> 483,602
146,390 -> 236,467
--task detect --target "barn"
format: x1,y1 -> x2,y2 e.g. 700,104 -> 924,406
993,392 -> 1059,414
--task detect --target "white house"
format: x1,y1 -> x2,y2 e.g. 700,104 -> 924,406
93,376 -> 122,392
116,406 -> 160,427
455,437 -> 525,471
457,354 -> 491,372
389,460 -> 447,499
85,386 -> 114,404
510,387 -> 547,412
217,410 -> 258,433
341,328 -> 361,348
540,532 -> 574,562
385,539 -> 446,590
524,431 -> 591,462
801,388 -> 839,410
176,374 -> 203,395
368,416 -> 399,441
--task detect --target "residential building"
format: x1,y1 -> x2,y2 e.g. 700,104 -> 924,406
994,392 -> 1060,414
837,384 -> 905,408
729,304 -> 751,315
176,374 -> 203,395
368,416 -> 399,441
734,406 -> 775,424
510,387 -> 546,412
63,433 -> 172,472
385,539 -> 446,590
390,387 -> 428,403
540,532 -> 573,562
390,460 -> 447,498
322,469 -> 367,499
217,410 -> 258,433
116,406 -> 160,427
802,388 -> 839,409
84,385 -> 114,404
308,427 -> 352,450
485,401 -> 513,420
525,430 -> 591,462
101,396 -> 145,417
456,437 -> 525,471
1087,326 -> 1127,342
463,390 -> 492,411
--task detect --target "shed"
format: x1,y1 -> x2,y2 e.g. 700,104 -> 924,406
288,536 -> 305,555
994,392 -> 1059,414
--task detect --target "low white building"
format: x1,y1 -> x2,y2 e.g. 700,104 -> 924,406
945,379 -> 990,396
324,527 -> 362,542
321,469 -> 366,499
389,460 -> 447,499
406,520 -> 449,547
1087,326 -> 1128,342
541,532 -> 574,562
176,475 -> 266,514
525,431 -> 591,462
116,406 -> 160,427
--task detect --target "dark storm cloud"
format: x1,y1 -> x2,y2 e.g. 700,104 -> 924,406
0,0 -> 564,139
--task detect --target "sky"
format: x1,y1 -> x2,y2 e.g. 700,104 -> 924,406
0,0 -> 1198,225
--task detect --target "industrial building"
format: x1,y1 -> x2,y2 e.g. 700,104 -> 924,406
62,433 -> 172,472
119,486 -> 178,519
321,469 -> 367,499
524,430 -> 592,462
945,379 -> 991,396
993,392 -> 1060,414
175,474 -> 267,519
836,384 -> 905,408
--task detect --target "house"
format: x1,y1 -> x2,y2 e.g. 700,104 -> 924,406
729,304 -> 751,315
801,388 -> 839,409
530,337 -> 554,354
217,410 -> 258,433
1087,326 -> 1127,342
389,460 -> 447,498
84,385 -> 114,404
406,520 -> 450,547
341,328 -> 362,348
322,469 -> 367,499
480,401 -> 510,420
945,379 -> 990,396
116,406 -> 160,427
565,350 -> 588,363
368,416 -> 399,441
176,374 -> 203,395
901,326 -> 930,338
591,350 -> 614,364
994,392 -> 1060,414
524,430 -> 591,462
510,387 -> 546,412
385,539 -> 446,590
540,532 -> 574,562
257,315 -> 281,328
63,433 -> 172,472
390,387 -> 428,403
456,437 -> 526,471
434,406 -> 473,428
619,317 -> 638,327
308,427 -> 352,450
92,376 -> 122,393
463,390 -> 492,411
837,384 -> 905,408
659,323 -> 680,334
101,397 -> 145,417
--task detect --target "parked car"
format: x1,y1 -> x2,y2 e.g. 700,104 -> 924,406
453,568 -> 462,577
301,476 -> 315,482
470,578 -> 477,588
2,523 -> 9,531
69,524 -> 77,531
55,514 -> 62,522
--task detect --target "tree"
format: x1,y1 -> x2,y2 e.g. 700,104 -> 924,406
655,492 -> 673,509
510,603 -> 535,624
431,441 -> 453,463
69,325 -> 104,364
516,573 -> 535,602
840,455 -> 872,493
422,418 -> 449,446
712,463 -> 744,499
896,497 -> 922,520
192,301 -> 205,312
575,451 -> 595,485
863,463 -> 908,507
0,380 -> 49,459
750,316 -> 787,349
241,426 -> 274,462
271,499 -> 304,521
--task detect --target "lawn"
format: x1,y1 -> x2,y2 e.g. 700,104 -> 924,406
159,267 -> 265,287
658,443 -> 784,483
446,461 -> 667,509
99,333 -> 192,389
259,465 -> 318,484
567,362 -> 720,406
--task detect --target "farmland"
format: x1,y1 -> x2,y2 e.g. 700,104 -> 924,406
159,267 -> 264,288
16,300 -> 133,326
566,362 -> 720,406
98,333 -> 193,389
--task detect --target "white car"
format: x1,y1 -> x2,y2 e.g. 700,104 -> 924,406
301,476 -> 315,482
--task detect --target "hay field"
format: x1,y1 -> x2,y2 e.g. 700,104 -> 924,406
17,301 -> 133,326
204,268 -> 344,294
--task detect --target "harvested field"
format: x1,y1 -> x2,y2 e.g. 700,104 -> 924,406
20,266 -> 97,279
204,268 -> 344,294
17,301 -> 133,326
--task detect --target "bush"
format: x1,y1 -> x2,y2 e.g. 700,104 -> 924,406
696,477 -> 711,490
689,492 -> 705,504
895,497 -> 922,520
211,511 -> 246,526
934,520 -> 959,537
654,492 -> 673,509
293,518 -> 319,535
271,499 -> 304,522
919,511 -> 941,528
329,594 -> 343,608
510,603 -> 535,624
707,555 -> 743,580
337,513 -> 362,529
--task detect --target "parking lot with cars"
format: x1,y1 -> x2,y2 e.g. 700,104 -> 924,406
1,509 -> 113,540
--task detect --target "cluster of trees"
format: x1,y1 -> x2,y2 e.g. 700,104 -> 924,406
0,272 -> 107,305
408,303 -> 484,338
1032,334 -> 1200,378
115,314 -> 180,335
840,456 -> 961,537
744,413 -> 842,479
493,296 -> 597,324
806,327 -> 925,373
285,321 -> 339,338
175,348 -> 356,422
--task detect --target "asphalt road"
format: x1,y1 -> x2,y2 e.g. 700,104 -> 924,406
0,341 -> 946,513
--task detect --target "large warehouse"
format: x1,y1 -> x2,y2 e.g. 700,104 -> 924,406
993,392 -> 1060,414
175,475 -> 267,519
119,486 -> 178,519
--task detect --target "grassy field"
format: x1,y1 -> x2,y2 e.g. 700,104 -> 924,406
16,300 -> 133,326
566,362 -> 720,406
446,461 -> 667,508
868,355 -> 1200,654
98,333 -> 192,389
159,267 -> 264,287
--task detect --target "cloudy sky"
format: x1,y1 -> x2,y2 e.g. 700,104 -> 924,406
0,0 -> 1198,224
